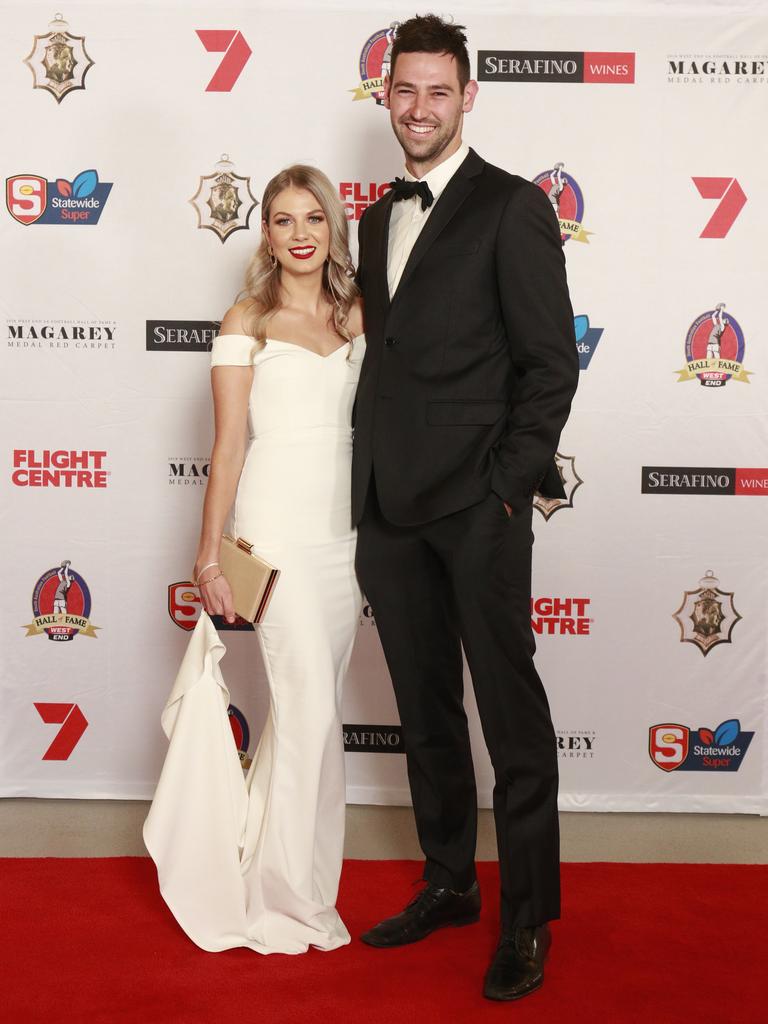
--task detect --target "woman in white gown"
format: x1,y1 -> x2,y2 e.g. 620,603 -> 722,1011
144,166 -> 364,954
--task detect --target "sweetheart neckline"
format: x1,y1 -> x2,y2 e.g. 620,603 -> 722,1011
263,334 -> 364,360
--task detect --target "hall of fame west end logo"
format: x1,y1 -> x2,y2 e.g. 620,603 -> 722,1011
672,570 -> 742,656
350,24 -> 399,103
24,13 -> 94,103
189,154 -> 258,243
534,453 -> 583,521
533,162 -> 593,245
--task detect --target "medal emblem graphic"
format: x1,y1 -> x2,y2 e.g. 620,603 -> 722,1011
24,13 -> 94,103
189,154 -> 258,243
24,560 -> 100,642
534,453 -> 583,521
676,303 -> 751,388
350,24 -> 399,103
672,570 -> 742,656
533,162 -> 592,244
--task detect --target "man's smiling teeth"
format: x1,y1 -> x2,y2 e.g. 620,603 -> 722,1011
407,123 -> 436,134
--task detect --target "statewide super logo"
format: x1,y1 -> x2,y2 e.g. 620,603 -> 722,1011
6,169 -> 112,226
649,719 -> 754,772
676,303 -> 751,388
534,452 -> 583,520
24,13 -> 94,103
168,581 -> 254,632
190,154 -> 257,243
574,315 -> 603,369
350,24 -> 398,103
673,570 -> 741,656
533,163 -> 592,244
24,561 -> 100,642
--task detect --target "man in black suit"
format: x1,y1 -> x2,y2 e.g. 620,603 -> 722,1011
353,15 -> 579,1001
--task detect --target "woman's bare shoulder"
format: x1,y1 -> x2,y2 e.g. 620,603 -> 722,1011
347,297 -> 364,338
219,297 -> 261,337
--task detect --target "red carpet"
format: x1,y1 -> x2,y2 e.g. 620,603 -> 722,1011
3,859 -> 766,1024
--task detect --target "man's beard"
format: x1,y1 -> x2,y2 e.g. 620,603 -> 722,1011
393,115 -> 461,167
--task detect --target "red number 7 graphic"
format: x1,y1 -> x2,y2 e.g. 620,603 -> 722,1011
692,177 -> 747,238
196,30 -> 252,92
34,703 -> 88,760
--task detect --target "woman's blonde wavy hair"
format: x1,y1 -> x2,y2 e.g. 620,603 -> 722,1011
242,165 -> 358,343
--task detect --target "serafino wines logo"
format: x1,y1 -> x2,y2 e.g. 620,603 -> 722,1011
7,169 -> 112,226
672,570 -> 741,656
340,181 -> 391,220
196,29 -> 251,91
350,25 -> 398,103
534,453 -> 583,520
12,450 -> 108,488
24,13 -> 94,103
692,178 -> 746,238
649,719 -> 753,773
343,725 -> 403,752
189,154 -> 257,242
676,304 -> 751,388
533,163 -> 592,244
478,50 -> 634,84
34,703 -> 88,759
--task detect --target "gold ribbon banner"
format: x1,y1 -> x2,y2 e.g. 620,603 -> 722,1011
23,614 -> 100,638
558,218 -> 592,243
349,77 -> 385,101
676,359 -> 752,383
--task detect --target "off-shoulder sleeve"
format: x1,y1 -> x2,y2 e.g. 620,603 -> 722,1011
210,333 -> 257,367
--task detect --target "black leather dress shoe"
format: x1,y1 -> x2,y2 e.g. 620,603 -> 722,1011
483,925 -> 551,1001
360,881 -> 481,947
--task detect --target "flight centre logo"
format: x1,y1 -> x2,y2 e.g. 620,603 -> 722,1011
574,315 -> 603,369
24,13 -> 94,103
533,163 -> 592,244
478,50 -> 634,84
6,169 -> 112,226
168,581 -> 254,632
350,24 -> 398,103
672,570 -> 741,657
676,304 -> 751,388
534,453 -> 583,521
189,154 -> 257,243
24,561 -> 100,642
649,719 -> 753,772
12,450 -> 109,488
339,181 -> 392,220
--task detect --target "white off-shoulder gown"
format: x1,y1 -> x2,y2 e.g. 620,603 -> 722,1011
144,332 -> 365,954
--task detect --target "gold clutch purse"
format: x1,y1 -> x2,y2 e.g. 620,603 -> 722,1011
218,535 -> 280,623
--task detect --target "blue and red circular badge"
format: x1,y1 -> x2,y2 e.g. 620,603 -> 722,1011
228,704 -> 251,764
353,24 -> 399,104
28,562 -> 96,641
684,307 -> 747,387
533,164 -> 590,244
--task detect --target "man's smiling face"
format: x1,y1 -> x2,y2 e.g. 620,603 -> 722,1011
385,50 -> 477,174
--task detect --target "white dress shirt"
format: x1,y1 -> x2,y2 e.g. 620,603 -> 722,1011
387,141 -> 470,297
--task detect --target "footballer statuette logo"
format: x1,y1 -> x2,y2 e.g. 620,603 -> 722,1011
672,570 -> 742,656
533,163 -> 592,244
534,453 -> 583,521
676,304 -> 751,388
350,24 -> 398,103
24,561 -> 100,642
24,13 -> 94,103
190,154 -> 258,243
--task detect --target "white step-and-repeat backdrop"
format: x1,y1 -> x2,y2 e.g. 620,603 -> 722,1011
2,1 -> 767,812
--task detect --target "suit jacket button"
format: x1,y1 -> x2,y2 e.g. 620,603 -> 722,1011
385,336 -> 395,347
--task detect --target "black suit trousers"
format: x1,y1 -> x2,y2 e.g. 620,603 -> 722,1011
355,479 -> 560,930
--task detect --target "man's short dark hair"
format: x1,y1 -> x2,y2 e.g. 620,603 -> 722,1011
390,14 -> 471,91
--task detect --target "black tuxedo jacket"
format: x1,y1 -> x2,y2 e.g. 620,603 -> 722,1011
352,147 -> 579,526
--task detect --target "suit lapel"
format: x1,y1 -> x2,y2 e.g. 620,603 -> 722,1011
365,189 -> 395,315
391,149 -> 483,303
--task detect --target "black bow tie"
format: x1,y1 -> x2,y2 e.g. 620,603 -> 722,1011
389,176 -> 434,211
